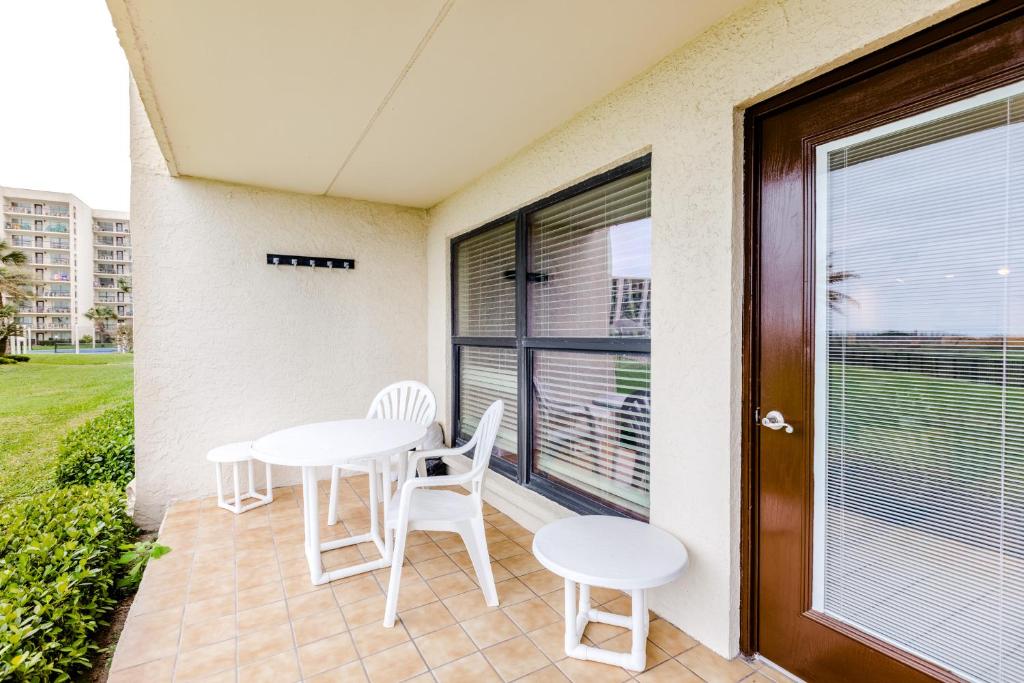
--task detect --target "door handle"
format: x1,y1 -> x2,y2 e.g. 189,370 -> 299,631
760,410 -> 794,434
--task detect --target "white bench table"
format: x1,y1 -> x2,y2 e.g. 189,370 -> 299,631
532,515 -> 688,672
252,419 -> 426,585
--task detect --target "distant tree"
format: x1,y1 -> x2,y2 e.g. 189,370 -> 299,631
0,242 -> 29,354
827,254 -> 859,313
117,276 -> 131,295
85,306 -> 120,342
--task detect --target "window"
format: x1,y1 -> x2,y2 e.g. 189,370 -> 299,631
451,155 -> 652,518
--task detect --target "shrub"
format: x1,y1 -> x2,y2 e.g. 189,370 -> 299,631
55,403 -> 134,489
0,357 -> 15,365
79,335 -> 93,344
0,484 -> 137,681
5,355 -> 29,362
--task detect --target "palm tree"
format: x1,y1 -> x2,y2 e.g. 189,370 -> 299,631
85,305 -> 120,343
827,254 -> 859,313
0,242 -> 29,354
0,241 -> 29,306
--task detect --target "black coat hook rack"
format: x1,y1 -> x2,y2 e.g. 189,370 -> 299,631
267,254 -> 355,270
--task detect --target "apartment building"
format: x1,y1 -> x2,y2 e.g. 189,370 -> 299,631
1,187 -> 131,346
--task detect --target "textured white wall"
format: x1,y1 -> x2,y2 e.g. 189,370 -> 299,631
425,0 -> 979,657
130,83 -> 428,528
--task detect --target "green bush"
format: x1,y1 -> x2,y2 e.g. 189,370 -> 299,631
0,357 -> 15,365
55,403 -> 134,489
0,484 -> 137,681
6,355 -> 29,362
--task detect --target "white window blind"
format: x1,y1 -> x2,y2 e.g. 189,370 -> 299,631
455,221 -> 516,337
458,346 -> 518,466
813,83 -> 1024,682
532,350 -> 650,516
528,170 -> 651,338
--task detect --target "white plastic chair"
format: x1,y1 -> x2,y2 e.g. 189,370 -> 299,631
327,381 -> 436,526
383,400 -> 504,627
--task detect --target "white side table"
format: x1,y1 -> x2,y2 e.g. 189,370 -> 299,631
532,515 -> 688,672
206,441 -> 273,514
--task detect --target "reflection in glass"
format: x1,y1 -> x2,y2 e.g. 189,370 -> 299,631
815,88 -> 1024,682
528,170 -> 651,338
532,350 -> 650,517
459,347 -> 518,467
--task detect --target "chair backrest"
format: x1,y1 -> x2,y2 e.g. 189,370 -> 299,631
465,400 -> 504,498
366,381 -> 437,426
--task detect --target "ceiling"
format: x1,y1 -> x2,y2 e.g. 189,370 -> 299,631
107,0 -> 747,208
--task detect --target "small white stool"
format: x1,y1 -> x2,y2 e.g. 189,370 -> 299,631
532,515 -> 688,672
207,441 -> 273,514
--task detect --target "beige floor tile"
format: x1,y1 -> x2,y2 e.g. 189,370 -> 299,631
184,593 -> 235,625
677,645 -> 754,683
483,634 -> 550,681
304,660 -> 369,682
332,575 -> 383,605
180,613 -> 237,651
527,621 -> 570,661
414,555 -> 460,579
292,608 -> 348,646
433,652 -> 503,683
520,569 -> 564,596
238,622 -> 295,663
239,580 -> 286,611
298,632 -> 360,677
495,577 -> 535,606
488,539 -> 527,561
342,593 -> 388,629
753,663 -> 801,683
462,610 -> 522,649
398,600 -> 456,638
350,621 -> 410,657
396,579 -> 438,611
518,664 -> 570,682
238,649 -> 302,683
415,624 -> 478,669
428,571 -> 478,600
555,657 -> 632,683
582,620 -> 628,644
284,571 -> 331,598
238,600 -> 291,635
109,607 -> 183,671
107,656 -> 175,683
287,586 -> 339,617
175,638 -> 237,681
504,596 -> 561,632
637,659 -> 703,683
361,641 -> 427,683
405,541 -> 445,563
130,584 -> 188,616
444,589 -> 498,622
646,619 -> 698,656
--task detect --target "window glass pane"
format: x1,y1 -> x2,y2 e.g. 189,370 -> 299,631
532,350 -> 650,517
455,222 -> 516,337
812,88 -> 1024,682
528,169 -> 651,337
459,346 -> 518,468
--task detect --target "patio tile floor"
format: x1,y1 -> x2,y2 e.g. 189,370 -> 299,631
109,475 -> 789,683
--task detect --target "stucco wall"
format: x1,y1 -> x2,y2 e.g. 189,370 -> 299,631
130,83 -> 429,528
424,0 -> 978,657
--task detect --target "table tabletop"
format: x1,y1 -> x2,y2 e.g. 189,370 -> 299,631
533,515 -> 688,590
251,418 -> 427,467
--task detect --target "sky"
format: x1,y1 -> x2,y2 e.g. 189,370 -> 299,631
0,1 -> 129,210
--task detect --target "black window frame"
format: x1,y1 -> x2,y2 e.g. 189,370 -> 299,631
450,153 -> 652,519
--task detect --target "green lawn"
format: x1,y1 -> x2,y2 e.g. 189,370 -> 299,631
0,353 -> 133,503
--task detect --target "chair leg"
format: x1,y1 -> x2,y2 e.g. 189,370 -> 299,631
327,467 -> 340,526
383,520 -> 409,628
461,517 -> 498,606
265,462 -> 273,502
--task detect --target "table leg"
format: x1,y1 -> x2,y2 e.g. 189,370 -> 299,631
380,455 -> 393,562
564,579 -> 579,656
301,467 -> 323,585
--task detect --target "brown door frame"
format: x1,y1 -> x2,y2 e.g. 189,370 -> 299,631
741,0 -> 1024,662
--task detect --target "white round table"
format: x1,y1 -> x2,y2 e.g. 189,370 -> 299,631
533,516 -> 688,672
252,419 -> 427,585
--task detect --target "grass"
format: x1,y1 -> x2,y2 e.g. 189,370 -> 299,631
0,353 -> 133,503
